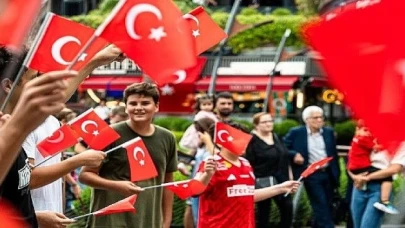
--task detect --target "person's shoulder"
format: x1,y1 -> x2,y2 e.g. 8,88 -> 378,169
154,125 -> 175,137
323,126 -> 334,132
111,121 -> 128,130
288,126 -> 305,133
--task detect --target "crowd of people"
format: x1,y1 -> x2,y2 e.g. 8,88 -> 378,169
0,42 -> 404,228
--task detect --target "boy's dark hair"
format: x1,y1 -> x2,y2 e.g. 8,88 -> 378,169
207,120 -> 250,143
123,82 -> 160,104
215,91 -> 234,103
0,45 -> 29,84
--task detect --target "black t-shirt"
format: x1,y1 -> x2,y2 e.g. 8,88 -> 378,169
0,149 -> 38,228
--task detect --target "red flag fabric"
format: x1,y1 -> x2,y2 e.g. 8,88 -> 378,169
36,124 -> 80,157
94,194 -> 137,216
300,157 -> 333,178
122,137 -> 158,182
303,0 -> 405,153
95,0 -> 196,80
26,13 -> 108,72
0,199 -> 27,228
183,6 -> 227,55
166,180 -> 206,200
156,57 -> 206,113
69,109 -> 120,150
0,0 -> 41,50
214,122 -> 252,156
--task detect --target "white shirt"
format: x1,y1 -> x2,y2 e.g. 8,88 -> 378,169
22,116 -> 63,213
94,105 -> 110,120
371,143 -> 405,170
307,127 -> 327,164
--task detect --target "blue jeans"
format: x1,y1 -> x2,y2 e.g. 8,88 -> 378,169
351,182 -> 384,228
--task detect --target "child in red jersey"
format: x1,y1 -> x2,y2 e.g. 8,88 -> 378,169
348,119 -> 398,214
194,122 -> 300,228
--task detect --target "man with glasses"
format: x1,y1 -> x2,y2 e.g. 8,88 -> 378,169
284,105 -> 340,228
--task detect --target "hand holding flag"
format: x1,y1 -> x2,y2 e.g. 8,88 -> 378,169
284,157 -> 333,197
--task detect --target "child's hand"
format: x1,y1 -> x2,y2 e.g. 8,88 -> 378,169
204,156 -> 216,177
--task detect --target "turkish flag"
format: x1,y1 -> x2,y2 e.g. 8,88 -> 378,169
95,0 -> 196,80
94,194 -> 137,216
157,57 -> 206,113
0,0 -> 41,50
69,108 -> 120,150
300,157 -> 333,178
36,124 -> 80,157
165,180 -> 206,200
0,199 -> 27,228
122,137 -> 158,182
183,7 -> 227,55
26,13 -> 108,72
303,0 -> 405,153
214,122 -> 252,156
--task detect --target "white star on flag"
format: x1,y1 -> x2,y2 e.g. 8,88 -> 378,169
160,84 -> 174,96
192,30 -> 200,38
139,160 -> 145,166
78,53 -> 87,62
92,130 -> 99,136
149,26 -> 167,42
227,136 -> 233,142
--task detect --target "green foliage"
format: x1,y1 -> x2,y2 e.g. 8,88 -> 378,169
271,8 -> 293,16
273,119 -> 300,137
226,14 -> 308,54
173,0 -> 199,13
70,187 -> 92,227
334,120 -> 356,145
153,117 -> 193,132
98,0 -> 119,14
172,131 -> 185,144
240,7 -> 260,16
231,119 -> 254,131
70,14 -> 106,29
295,0 -> 322,16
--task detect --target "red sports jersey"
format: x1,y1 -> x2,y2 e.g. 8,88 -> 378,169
197,154 -> 255,228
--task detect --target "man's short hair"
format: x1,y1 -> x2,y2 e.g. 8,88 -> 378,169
123,82 -> 160,104
0,45 -> 29,83
302,106 -> 323,122
111,105 -> 128,117
215,91 -> 234,103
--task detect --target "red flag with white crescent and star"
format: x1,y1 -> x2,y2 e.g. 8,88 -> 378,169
36,124 -> 80,157
94,0 -> 196,80
183,6 -> 227,55
121,137 -> 158,182
26,13 -> 108,72
214,122 -> 252,156
68,108 -> 120,150
94,194 -> 138,216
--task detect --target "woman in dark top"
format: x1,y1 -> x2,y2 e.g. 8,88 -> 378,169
245,112 -> 293,228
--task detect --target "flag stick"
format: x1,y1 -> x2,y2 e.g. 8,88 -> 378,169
284,176 -> 303,197
104,144 -> 124,155
0,13 -> 52,112
142,180 -> 190,190
71,212 -> 95,221
34,151 -> 63,168
262,28 -> 291,113
207,0 -> 242,96
66,34 -> 97,71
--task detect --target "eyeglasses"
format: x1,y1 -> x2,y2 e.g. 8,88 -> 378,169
259,120 -> 274,124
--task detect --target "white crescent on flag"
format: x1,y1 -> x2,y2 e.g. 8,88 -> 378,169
51,36 -> 81,65
46,130 -> 64,144
81,120 -> 99,135
183,13 -> 200,37
173,70 -> 186,84
125,3 -> 166,41
133,147 -> 145,166
217,130 -> 231,142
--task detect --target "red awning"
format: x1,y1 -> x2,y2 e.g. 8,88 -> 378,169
195,76 -> 298,92
79,76 -> 143,90
79,77 -> 113,90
